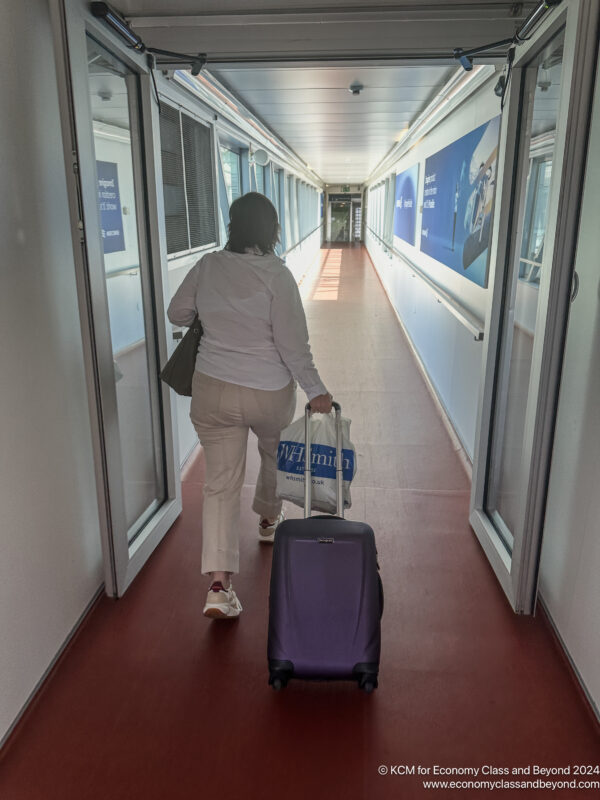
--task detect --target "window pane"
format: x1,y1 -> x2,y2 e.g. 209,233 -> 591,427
221,147 -> 241,204
182,114 -> 216,248
331,202 -> 350,241
272,169 -> 280,215
485,33 -> 564,549
519,158 -> 552,285
88,38 -> 165,538
159,104 -> 189,254
255,164 -> 264,195
288,175 -> 298,246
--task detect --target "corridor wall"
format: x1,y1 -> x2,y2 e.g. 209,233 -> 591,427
0,1 -> 104,745
365,76 -> 500,459
367,66 -> 600,718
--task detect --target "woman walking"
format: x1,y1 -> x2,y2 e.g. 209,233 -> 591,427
167,193 -> 331,619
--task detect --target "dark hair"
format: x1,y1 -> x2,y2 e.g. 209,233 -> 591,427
225,192 -> 280,255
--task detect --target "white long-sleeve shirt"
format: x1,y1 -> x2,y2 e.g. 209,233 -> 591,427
167,250 -> 328,400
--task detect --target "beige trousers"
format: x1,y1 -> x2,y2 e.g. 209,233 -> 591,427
190,371 -> 296,575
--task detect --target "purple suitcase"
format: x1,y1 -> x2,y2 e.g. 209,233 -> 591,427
268,402 -> 383,692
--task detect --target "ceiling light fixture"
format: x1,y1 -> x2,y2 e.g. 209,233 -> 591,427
537,67 -> 552,92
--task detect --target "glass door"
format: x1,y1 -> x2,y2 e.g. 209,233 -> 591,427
54,1 -> 182,596
329,201 -> 351,242
485,33 -> 564,555
88,37 -> 166,543
470,0 -> 599,613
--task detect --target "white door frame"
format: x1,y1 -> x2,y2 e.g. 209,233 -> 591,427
50,0 -> 182,597
469,0 -> 599,613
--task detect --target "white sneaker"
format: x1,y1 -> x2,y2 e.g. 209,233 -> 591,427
258,510 -> 285,543
203,581 -> 243,619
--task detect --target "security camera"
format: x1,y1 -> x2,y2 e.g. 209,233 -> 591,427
349,82 -> 364,96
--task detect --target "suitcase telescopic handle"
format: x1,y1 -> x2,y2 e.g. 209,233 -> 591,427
304,401 -> 344,519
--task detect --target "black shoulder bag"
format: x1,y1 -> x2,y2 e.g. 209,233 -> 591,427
159,315 -> 203,397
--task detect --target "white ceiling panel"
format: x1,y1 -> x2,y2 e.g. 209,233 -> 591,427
230,100 -> 433,110
229,89 -> 446,104
207,65 -> 457,91
256,113 -> 416,123
208,63 -> 455,183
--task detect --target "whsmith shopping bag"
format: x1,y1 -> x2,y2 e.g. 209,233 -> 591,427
276,411 -> 357,514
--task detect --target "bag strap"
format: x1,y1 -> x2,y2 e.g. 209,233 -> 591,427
303,401 -> 344,519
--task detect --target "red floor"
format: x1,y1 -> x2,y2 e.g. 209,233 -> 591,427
1,245 -> 598,799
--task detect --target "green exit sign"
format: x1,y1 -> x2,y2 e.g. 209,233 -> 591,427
341,184 -> 351,193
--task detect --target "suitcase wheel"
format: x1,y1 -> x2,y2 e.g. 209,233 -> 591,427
355,670 -> 377,694
354,667 -> 379,693
269,672 -> 290,690
269,660 -> 293,690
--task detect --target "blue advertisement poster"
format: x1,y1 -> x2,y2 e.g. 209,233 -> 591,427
420,115 -> 500,287
96,160 -> 125,254
393,164 -> 419,246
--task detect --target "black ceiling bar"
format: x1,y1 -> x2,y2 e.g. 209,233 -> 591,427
453,0 -> 563,71
91,0 -> 562,73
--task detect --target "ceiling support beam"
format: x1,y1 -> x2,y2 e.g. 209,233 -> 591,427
125,3 -> 534,65
129,6 -> 533,29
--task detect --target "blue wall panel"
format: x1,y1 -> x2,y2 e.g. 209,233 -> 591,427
420,115 -> 500,287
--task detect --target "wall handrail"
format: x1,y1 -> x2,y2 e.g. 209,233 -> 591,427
366,227 -> 485,341
282,223 -> 323,257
